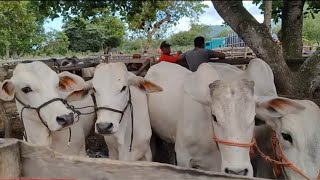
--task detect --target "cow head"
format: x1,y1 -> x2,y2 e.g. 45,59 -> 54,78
209,79 -> 255,176
67,62 -> 162,135
0,61 -> 85,145
184,63 -> 255,176
256,97 -> 320,179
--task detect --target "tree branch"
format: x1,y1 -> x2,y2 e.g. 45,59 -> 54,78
263,0 -> 272,33
148,11 -> 171,38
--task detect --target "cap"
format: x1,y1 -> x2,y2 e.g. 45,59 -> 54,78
160,41 -> 172,49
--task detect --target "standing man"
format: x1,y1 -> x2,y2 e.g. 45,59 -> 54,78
158,41 -> 182,63
179,36 -> 226,72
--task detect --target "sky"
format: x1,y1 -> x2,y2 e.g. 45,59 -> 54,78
43,1 -> 264,33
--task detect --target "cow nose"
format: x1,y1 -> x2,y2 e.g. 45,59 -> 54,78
96,122 -> 113,134
225,168 -> 249,176
56,113 -> 74,126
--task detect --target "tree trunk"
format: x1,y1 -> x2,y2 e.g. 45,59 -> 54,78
263,0 -> 273,33
212,1 -> 298,96
5,43 -> 10,60
144,34 -> 152,53
281,0 -> 305,59
12,49 -> 19,59
298,50 -> 320,98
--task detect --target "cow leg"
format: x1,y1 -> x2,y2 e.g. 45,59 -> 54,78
79,142 -> 87,157
144,146 -> 152,161
175,149 -> 191,168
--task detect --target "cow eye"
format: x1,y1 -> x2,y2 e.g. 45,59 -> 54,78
212,114 -> 217,122
120,86 -> 127,92
281,133 -> 293,144
21,87 -> 32,94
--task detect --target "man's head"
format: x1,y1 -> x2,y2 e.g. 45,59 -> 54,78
160,41 -> 172,55
194,36 -> 205,48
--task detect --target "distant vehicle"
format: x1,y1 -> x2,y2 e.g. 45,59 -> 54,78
205,32 -> 246,50
205,37 -> 225,50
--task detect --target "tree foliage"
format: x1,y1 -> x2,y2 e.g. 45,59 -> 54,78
37,30 -> 69,56
29,1 -> 207,50
252,0 -> 320,23
63,14 -> 125,53
0,1 -> 45,59
303,10 -> 320,45
170,24 -> 212,46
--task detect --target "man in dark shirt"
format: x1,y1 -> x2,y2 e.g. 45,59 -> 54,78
179,36 -> 226,72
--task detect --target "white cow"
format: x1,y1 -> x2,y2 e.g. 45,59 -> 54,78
145,59 -> 278,176
0,61 -> 95,156
59,59 -> 97,78
67,62 -> 162,161
253,97 -> 320,179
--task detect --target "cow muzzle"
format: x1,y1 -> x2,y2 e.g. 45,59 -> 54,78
56,112 -> 74,127
96,122 -> 114,135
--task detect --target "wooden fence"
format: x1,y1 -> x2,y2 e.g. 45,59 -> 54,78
0,138 -> 261,179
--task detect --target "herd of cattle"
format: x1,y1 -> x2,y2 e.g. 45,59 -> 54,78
0,58 -> 319,179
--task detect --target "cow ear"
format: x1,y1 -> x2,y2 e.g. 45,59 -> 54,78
58,71 -> 86,92
0,80 -> 15,101
128,72 -> 163,93
255,96 -> 305,128
66,80 -> 93,102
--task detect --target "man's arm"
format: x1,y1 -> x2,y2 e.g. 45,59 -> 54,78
159,54 -> 180,63
208,50 -> 226,59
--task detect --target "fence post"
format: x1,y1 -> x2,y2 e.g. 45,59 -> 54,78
244,46 -> 248,59
231,46 -> 234,59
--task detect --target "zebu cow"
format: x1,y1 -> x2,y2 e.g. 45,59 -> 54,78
0,61 -> 95,156
58,58 -> 97,78
67,62 -> 162,161
207,62 -> 320,179
252,98 -> 320,179
145,59 -> 278,176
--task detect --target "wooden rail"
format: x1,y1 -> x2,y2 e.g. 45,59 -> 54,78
0,139 -> 259,180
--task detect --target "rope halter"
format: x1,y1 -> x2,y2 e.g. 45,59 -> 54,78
15,95 -> 75,145
92,88 -> 134,152
252,131 -> 320,180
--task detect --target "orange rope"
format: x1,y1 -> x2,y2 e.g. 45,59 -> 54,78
212,133 -> 256,148
253,132 -> 311,180
212,131 -> 318,180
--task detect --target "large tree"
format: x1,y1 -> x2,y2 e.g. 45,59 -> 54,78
212,1 -> 320,97
121,1 -> 207,51
63,14 -> 125,53
0,1 -> 45,59
212,1 -> 296,95
253,0 -> 320,59
38,30 -> 69,56
30,1 -> 207,52
303,12 -> 320,45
